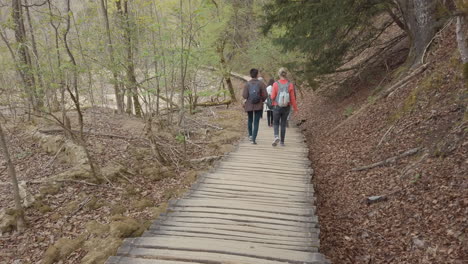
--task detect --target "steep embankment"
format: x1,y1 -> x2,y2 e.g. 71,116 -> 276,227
299,27 -> 466,263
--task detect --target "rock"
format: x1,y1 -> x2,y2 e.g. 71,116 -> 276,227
412,237 -> 426,249
366,195 -> 388,205
18,181 -> 35,208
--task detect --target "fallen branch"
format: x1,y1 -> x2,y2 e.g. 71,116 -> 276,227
195,100 -> 232,107
185,116 -> 223,130
29,179 -> 99,186
39,129 -> 139,140
67,197 -> 91,221
351,147 -> 422,172
190,155 -> 223,163
377,124 -> 395,147
422,18 -> 454,64
44,144 -> 65,169
384,64 -> 429,97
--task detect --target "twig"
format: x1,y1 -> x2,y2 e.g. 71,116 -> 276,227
29,179 -> 99,186
377,124 -> 395,147
44,144 -> 65,169
400,152 -> 429,178
351,147 -> 422,172
422,18 -> 454,64
185,116 -> 223,130
186,139 -> 202,149
67,197 -> 91,221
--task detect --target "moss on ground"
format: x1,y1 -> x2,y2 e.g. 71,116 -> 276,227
42,236 -> 85,264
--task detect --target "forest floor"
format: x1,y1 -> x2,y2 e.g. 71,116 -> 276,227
0,105 -> 245,263
298,26 -> 467,263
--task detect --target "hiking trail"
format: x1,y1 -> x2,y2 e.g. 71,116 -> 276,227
106,121 -> 330,264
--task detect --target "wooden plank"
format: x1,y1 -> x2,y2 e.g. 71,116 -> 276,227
167,207 -> 315,222
115,248 -> 329,264
213,170 -> 310,182
192,187 -> 311,200
220,162 -> 310,173
117,237 -> 327,264
203,175 -> 310,187
152,217 -> 318,233
200,181 -> 310,194
187,193 -> 314,207
147,225 -> 316,243
142,232 -> 317,251
197,184 -> 310,198
163,211 -> 317,227
190,190 -> 312,203
171,198 -> 315,216
151,221 -> 319,237
106,256 -> 205,264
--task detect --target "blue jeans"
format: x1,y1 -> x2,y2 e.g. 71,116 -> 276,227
247,110 -> 262,142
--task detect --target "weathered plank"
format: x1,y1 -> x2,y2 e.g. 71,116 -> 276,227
117,237 -> 327,264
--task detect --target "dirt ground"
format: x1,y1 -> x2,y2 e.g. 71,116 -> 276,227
0,105 -> 245,263
298,26 -> 467,263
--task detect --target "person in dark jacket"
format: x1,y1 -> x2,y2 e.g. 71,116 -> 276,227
243,68 -> 267,144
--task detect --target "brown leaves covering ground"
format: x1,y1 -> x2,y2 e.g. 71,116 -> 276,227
0,105 -> 244,263
298,27 -> 467,264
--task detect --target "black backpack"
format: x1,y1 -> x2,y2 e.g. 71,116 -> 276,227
248,82 -> 261,104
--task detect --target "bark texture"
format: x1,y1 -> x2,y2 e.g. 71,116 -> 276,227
396,0 -> 439,67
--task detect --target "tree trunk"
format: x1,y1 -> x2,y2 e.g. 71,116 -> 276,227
116,0 -> 142,117
100,0 -> 124,113
456,9 -> 468,79
396,0 -> 439,67
12,0 -> 38,110
0,123 -> 26,232
217,37 -> 237,102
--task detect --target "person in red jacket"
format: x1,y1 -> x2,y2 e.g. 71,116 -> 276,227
270,68 -> 298,147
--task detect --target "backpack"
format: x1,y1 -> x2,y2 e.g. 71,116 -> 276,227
276,81 -> 290,107
266,96 -> 274,110
247,81 -> 261,104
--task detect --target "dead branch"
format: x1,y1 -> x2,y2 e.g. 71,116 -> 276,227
195,100 -> 232,107
185,116 -> 223,130
400,152 -> 429,178
44,144 -> 65,169
190,155 -> 223,163
67,197 -> 91,221
377,124 -> 396,147
351,147 -> 422,172
384,63 -> 429,97
38,129 -> 139,140
422,18 -> 454,64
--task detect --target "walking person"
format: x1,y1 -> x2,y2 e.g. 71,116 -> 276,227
270,68 -> 298,147
264,79 -> 275,127
243,68 -> 267,145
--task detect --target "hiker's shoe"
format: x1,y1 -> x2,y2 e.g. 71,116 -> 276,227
248,136 -> 253,141
272,137 -> 280,147
280,142 -> 285,147
251,141 -> 257,145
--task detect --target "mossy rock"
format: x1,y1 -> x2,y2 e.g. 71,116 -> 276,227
110,204 -> 126,215
0,209 -> 17,233
33,200 -> 52,214
42,236 -> 84,264
85,197 -> 104,211
85,220 -> 110,236
39,183 -> 62,196
63,200 -> 80,214
101,164 -> 127,181
132,198 -> 153,210
82,237 -> 123,264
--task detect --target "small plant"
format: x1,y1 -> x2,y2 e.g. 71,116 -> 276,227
410,173 -> 421,184
343,106 -> 355,118
175,133 -> 185,143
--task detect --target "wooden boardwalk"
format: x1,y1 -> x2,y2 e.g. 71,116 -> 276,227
106,121 -> 330,264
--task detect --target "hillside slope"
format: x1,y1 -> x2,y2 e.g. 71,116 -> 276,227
299,26 -> 466,263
